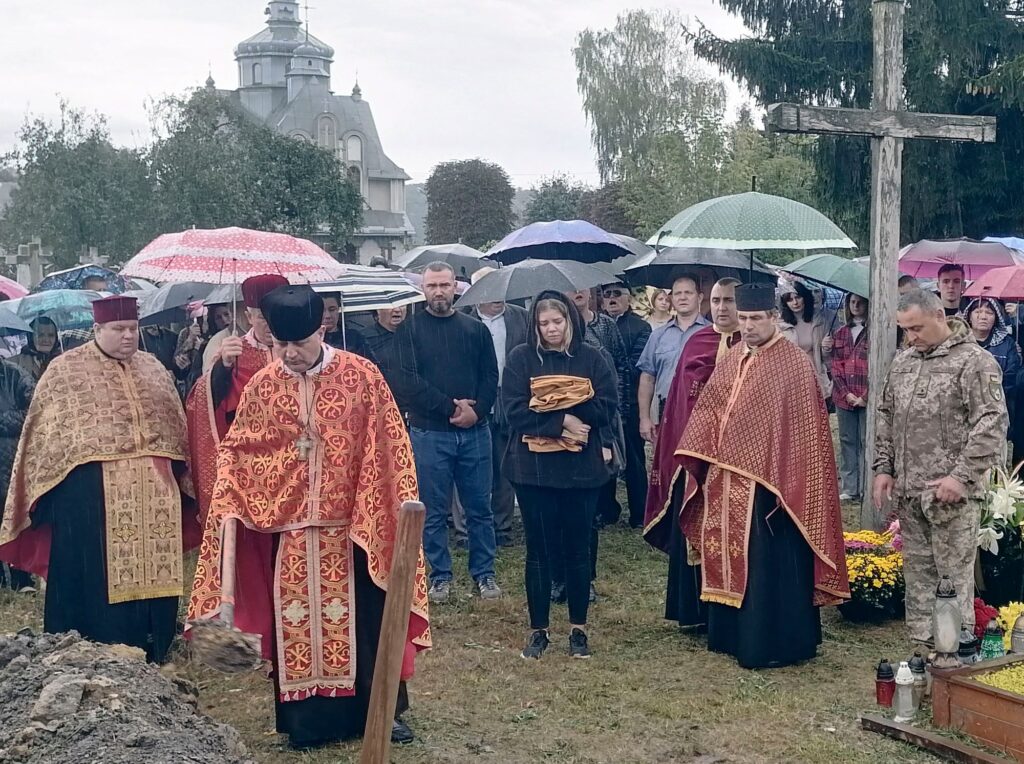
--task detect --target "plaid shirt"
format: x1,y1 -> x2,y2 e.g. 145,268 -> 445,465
830,323 -> 868,409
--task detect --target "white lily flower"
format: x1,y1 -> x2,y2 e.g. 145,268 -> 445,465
977,525 -> 1004,555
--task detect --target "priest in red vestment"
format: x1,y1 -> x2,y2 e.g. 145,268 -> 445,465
677,284 -> 849,669
643,278 -> 742,630
188,285 -> 430,748
186,273 -> 286,524
0,295 -> 193,662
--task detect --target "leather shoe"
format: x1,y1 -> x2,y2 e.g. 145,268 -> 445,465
391,718 -> 414,744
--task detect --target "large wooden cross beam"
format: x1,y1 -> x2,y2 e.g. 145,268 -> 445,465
765,0 -> 997,528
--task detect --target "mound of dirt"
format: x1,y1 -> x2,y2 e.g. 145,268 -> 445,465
0,629 -> 253,763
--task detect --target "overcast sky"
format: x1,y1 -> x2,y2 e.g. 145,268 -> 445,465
1,1 -> 748,185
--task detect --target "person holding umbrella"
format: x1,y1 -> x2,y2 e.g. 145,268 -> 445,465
502,291 -> 618,659
830,294 -> 870,501
10,317 -> 61,381
778,281 -> 832,399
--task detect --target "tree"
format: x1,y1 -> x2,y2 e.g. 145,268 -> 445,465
149,89 -> 363,252
574,10 -> 727,183
577,182 -> 637,236
0,103 -> 156,267
424,159 -> 515,248
523,174 -> 588,224
689,1 -> 1024,247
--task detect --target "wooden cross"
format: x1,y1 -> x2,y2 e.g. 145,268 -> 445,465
765,0 -> 997,528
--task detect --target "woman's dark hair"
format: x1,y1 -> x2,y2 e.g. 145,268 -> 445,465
844,293 -> 870,327
965,297 -> 1003,333
779,281 -> 816,324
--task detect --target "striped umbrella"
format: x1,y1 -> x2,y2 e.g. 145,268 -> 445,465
310,271 -> 425,313
121,227 -> 346,284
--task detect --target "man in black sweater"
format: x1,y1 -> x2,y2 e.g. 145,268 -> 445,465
391,262 -> 501,604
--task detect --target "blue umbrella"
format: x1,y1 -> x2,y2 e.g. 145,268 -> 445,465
485,220 -> 634,265
35,265 -> 129,294
10,289 -> 105,330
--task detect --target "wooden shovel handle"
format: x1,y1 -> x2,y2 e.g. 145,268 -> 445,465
219,516 -> 238,628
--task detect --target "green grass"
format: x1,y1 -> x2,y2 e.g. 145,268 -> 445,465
2,521 -> 946,763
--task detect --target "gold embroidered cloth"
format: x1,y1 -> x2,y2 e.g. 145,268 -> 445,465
521,374 -> 594,453
677,335 -> 850,608
0,343 -> 189,603
188,351 -> 431,701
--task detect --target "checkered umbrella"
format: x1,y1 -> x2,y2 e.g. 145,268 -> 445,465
121,227 -> 346,284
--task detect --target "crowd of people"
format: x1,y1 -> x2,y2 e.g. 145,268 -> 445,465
0,257 -> 1014,750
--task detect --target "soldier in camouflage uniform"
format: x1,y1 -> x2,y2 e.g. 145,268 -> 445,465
873,289 -> 1008,643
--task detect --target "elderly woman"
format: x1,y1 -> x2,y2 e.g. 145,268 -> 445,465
502,291 -> 617,660
0,359 -> 34,591
966,297 -> 1020,432
10,316 -> 61,381
779,281 -> 831,398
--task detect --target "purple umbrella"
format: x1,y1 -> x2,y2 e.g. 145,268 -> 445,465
485,220 -> 634,265
898,238 -> 1024,279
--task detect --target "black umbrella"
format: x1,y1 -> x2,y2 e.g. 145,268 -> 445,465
484,220 -> 635,265
393,243 -> 488,279
455,260 -> 619,308
125,282 -> 217,327
623,247 -> 777,289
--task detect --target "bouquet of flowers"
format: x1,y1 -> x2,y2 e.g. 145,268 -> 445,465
998,601 -> 1024,651
981,466 -> 1024,555
840,528 -> 904,621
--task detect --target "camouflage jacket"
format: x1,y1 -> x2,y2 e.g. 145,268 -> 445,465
873,318 -> 1008,497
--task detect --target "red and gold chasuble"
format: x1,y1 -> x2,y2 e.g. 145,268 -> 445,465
677,333 -> 850,608
188,347 -> 431,701
0,343 -> 191,603
185,331 -> 271,524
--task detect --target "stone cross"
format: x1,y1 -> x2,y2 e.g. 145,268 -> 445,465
766,0 -> 997,528
78,247 -> 109,267
5,238 -> 53,289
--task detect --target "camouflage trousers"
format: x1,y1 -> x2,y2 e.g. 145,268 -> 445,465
896,493 -> 980,642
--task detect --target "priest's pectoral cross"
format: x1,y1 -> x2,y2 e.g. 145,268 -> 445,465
296,431 -> 315,461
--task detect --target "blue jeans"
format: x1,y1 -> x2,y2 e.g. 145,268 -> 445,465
410,424 -> 496,585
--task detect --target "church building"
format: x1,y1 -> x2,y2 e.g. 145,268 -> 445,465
222,1 -> 413,263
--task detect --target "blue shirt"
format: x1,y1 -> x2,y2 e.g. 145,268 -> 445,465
637,315 -> 710,403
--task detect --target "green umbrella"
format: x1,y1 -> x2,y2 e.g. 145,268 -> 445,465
782,254 -> 870,299
646,192 -> 856,251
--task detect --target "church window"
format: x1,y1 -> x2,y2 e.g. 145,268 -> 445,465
318,116 -> 337,149
252,63 -> 263,85
346,135 -> 363,163
348,165 -> 361,189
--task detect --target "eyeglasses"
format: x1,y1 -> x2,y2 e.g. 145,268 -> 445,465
603,290 -> 625,298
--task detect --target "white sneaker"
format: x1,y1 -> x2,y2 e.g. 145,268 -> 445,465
839,493 -> 854,501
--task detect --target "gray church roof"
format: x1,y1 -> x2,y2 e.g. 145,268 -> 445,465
266,84 -> 411,181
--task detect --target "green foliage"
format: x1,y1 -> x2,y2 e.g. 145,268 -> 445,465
425,159 -> 515,249
149,89 -> 362,252
577,182 -> 638,236
0,103 -> 155,267
574,10 -> 728,183
1,90 -> 364,266
690,0 -> 1024,246
523,174 -> 588,225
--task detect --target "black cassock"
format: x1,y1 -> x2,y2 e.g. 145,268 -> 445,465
271,543 -> 408,749
665,478 -> 706,628
706,486 -> 822,669
33,462 -> 178,663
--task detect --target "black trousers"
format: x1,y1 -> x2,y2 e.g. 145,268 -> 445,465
597,408 -> 648,527
706,487 -> 822,669
665,479 -> 706,627
515,483 -> 598,628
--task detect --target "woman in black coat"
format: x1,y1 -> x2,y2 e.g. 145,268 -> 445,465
502,291 -> 617,660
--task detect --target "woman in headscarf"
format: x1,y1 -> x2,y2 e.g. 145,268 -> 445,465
10,316 -> 61,382
966,296 -> 1020,434
502,291 -> 617,660
778,281 -> 832,399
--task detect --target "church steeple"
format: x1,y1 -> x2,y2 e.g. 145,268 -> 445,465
266,1 -> 301,25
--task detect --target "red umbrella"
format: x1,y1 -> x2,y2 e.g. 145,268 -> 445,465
964,265 -> 1024,301
121,227 -> 346,284
0,275 -> 28,300
898,238 -> 1023,279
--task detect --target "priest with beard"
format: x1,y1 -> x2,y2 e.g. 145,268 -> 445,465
186,273 -> 286,524
676,284 -> 849,668
188,285 -> 431,748
0,295 -> 193,662
643,278 -> 742,632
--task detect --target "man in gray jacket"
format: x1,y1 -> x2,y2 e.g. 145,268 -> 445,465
874,289 -> 1008,643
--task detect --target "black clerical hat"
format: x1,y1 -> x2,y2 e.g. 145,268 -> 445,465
260,285 -> 324,342
735,284 -> 777,312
